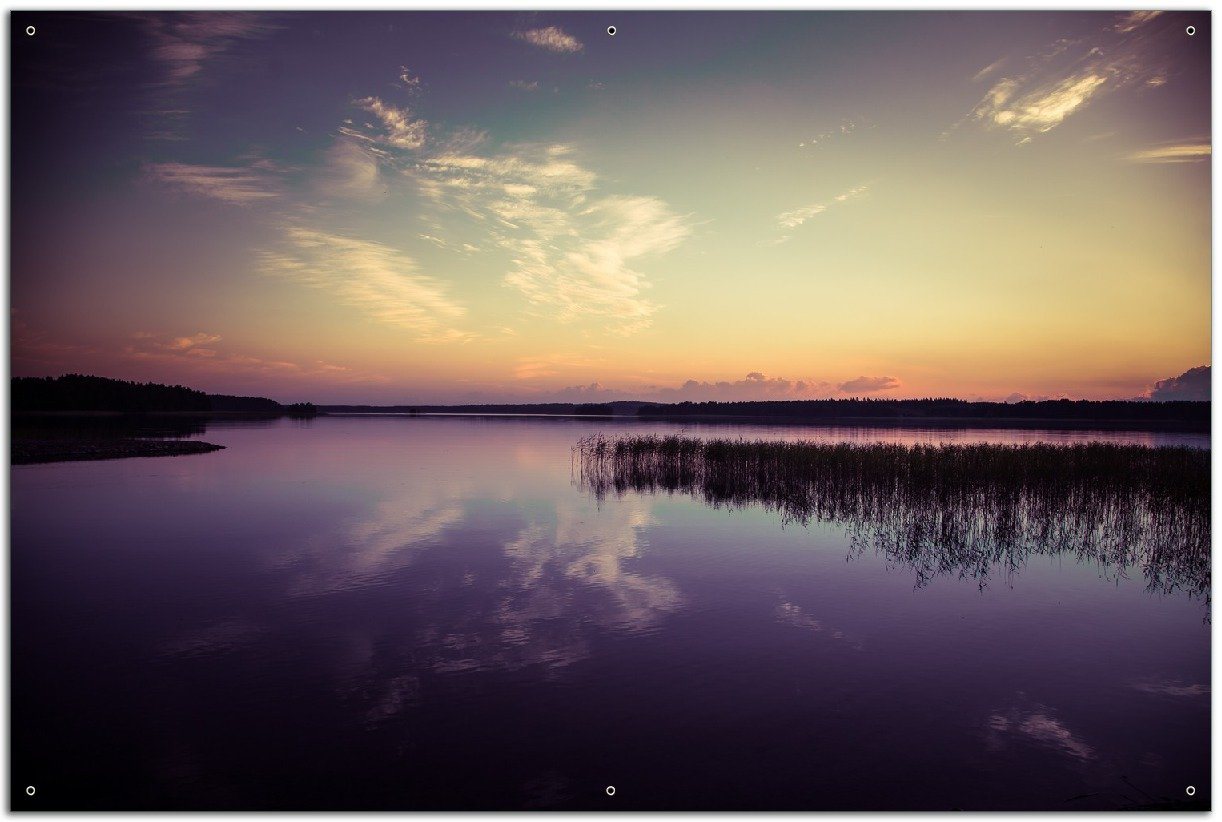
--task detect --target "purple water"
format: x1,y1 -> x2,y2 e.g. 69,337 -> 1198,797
11,416 -> 1210,809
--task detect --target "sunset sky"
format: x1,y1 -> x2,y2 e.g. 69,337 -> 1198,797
11,10 -> 1211,403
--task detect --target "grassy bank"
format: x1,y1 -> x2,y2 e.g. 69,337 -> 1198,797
574,435 -> 1210,599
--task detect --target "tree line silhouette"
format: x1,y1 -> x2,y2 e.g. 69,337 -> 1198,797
15,375 -> 1206,426
632,397 -> 1208,425
12,375 -> 316,416
320,397 -> 1208,428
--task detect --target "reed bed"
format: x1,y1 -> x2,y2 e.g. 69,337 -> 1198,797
574,435 -> 1210,601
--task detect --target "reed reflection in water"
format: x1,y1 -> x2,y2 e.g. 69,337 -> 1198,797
574,435 -> 1210,602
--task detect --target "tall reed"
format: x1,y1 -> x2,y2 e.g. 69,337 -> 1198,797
574,435 -> 1210,601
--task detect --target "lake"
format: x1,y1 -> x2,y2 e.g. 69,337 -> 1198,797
10,415 -> 1210,810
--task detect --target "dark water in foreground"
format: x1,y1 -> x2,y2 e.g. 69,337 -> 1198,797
11,417 -> 1210,810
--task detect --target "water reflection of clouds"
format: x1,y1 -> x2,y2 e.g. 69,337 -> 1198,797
277,479 -> 473,596
421,496 -> 681,676
360,674 -> 423,727
985,704 -> 1095,761
345,494 -> 466,574
774,600 -> 862,650
160,618 -> 268,659
523,497 -> 682,631
316,487 -> 682,725
1131,679 -> 1209,698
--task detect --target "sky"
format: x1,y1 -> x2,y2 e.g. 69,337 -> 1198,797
10,10 -> 1212,404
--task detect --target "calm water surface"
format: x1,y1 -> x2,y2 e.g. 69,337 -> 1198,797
11,416 -> 1210,810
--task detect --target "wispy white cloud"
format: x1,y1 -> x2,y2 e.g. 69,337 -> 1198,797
514,26 -> 583,54
417,143 -> 691,333
136,12 -> 277,84
124,330 -> 381,384
397,66 -> 422,93
1112,10 -> 1163,34
260,227 -> 472,342
350,96 -> 428,150
798,118 -> 866,149
971,74 -> 1109,142
776,184 -> 867,231
776,203 -> 826,229
509,79 -> 541,91
972,58 -> 1007,83
959,12 -> 1172,144
834,185 -> 868,202
418,233 -> 481,256
435,127 -> 489,155
143,161 -> 280,205
1124,141 -> 1211,164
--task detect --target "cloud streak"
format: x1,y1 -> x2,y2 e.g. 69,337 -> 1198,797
137,12 -> 277,84
959,11 -> 1173,144
972,58 -> 1007,83
776,203 -> 826,230
775,185 -> 868,237
144,161 -> 281,204
837,375 -> 900,393
1125,141 -> 1211,164
260,227 -> 472,342
123,331 -> 384,386
1112,10 -> 1163,34
514,26 -> 583,53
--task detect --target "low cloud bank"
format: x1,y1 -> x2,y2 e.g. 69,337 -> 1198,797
1141,365 -> 1210,401
549,371 -> 901,404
